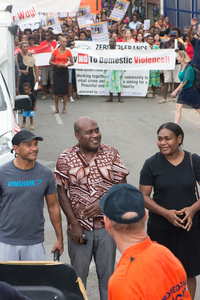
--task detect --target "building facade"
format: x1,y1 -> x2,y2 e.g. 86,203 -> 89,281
164,0 -> 200,32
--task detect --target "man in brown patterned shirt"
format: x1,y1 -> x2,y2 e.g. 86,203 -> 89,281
54,116 -> 129,300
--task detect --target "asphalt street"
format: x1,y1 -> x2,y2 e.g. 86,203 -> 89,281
18,90 -> 200,300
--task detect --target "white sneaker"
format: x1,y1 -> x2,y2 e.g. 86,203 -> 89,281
70,96 -> 75,102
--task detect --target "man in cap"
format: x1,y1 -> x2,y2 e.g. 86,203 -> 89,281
85,28 -> 92,41
54,116 -> 129,300
0,130 -> 63,261
100,184 -> 191,299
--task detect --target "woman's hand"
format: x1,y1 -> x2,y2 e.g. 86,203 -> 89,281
176,207 -> 195,231
171,91 -> 177,98
58,62 -> 66,68
21,70 -> 29,76
164,209 -> 185,228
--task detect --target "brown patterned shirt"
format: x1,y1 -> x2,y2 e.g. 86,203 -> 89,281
54,143 -> 129,231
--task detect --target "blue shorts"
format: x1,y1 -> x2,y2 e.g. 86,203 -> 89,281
23,111 -> 35,117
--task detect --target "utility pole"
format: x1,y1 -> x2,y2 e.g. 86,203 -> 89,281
127,0 -> 132,21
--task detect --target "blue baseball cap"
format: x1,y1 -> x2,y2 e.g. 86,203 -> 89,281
100,183 -> 145,224
169,31 -> 176,37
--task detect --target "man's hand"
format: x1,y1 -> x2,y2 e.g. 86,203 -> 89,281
70,223 -> 84,244
83,201 -> 102,218
51,239 -> 64,256
191,17 -> 198,27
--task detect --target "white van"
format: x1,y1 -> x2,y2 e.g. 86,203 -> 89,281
0,5 -> 30,166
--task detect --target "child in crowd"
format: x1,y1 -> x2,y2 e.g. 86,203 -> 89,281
21,82 -> 37,130
147,35 -> 160,97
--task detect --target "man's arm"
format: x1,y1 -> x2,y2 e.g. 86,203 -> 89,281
188,18 -> 198,42
84,177 -> 127,219
45,192 -> 64,255
57,185 -> 84,244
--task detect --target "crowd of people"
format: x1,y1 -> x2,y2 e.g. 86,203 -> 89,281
14,4 -> 200,128
5,3 -> 200,299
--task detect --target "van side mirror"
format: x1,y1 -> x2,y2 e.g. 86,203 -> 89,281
14,95 -> 31,111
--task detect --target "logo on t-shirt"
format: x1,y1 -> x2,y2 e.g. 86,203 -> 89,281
8,180 -> 42,187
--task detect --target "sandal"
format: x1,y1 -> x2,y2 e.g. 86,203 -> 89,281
62,109 -> 67,114
52,109 -> 59,114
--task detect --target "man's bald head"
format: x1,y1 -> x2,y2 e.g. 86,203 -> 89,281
74,116 -> 101,154
74,116 -> 97,133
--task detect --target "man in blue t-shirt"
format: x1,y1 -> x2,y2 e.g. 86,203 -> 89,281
0,130 -> 63,261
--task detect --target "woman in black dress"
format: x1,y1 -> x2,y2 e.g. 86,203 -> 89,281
16,41 -> 38,95
49,37 -> 74,114
140,122 -> 200,299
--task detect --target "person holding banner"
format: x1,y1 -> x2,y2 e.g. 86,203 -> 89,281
49,37 -> 74,114
104,38 -> 124,103
40,30 -> 57,100
125,29 -> 136,43
147,35 -> 160,97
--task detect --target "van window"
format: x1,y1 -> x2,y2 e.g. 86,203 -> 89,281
0,85 -> 7,111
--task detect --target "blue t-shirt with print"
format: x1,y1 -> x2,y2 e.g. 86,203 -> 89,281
0,161 -> 56,245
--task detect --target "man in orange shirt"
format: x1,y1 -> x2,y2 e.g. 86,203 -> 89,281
100,184 -> 191,300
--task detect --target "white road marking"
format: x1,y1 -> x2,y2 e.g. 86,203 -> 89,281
50,105 -> 63,124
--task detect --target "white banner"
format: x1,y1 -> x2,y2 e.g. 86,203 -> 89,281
3,0 -> 81,13
74,41 -> 150,50
71,48 -> 176,70
12,4 -> 39,24
27,43 -> 176,71
76,69 -> 149,97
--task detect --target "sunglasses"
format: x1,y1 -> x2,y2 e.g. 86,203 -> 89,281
45,35 -> 50,36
